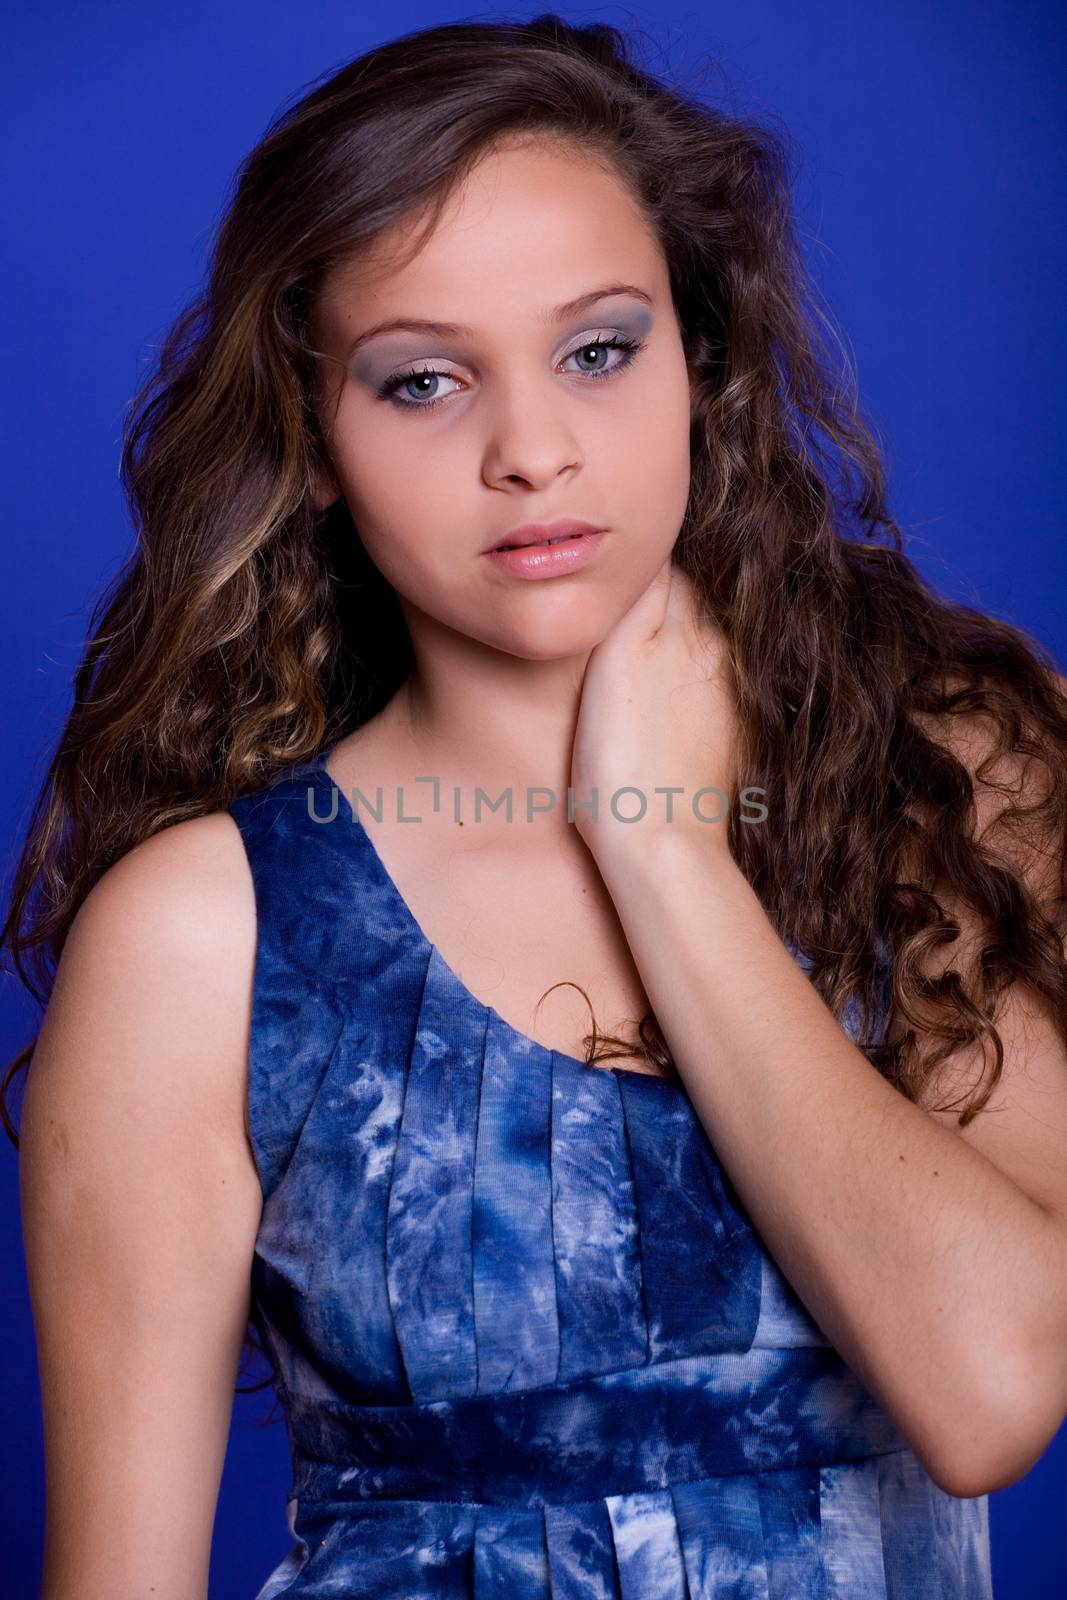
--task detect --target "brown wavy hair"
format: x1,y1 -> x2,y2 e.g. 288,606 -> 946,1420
5,14 -> 1067,1401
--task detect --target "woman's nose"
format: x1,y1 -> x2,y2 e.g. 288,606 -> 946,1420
480,382 -> 584,491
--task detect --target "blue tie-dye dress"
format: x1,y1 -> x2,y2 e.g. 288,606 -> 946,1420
228,746 -> 994,1598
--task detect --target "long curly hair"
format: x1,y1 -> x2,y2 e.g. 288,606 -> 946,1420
5,14 -> 1067,1402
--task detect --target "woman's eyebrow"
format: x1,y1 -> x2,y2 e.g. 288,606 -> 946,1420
344,281 -> 654,356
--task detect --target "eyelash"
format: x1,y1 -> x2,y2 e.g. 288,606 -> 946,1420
376,333 -> 645,413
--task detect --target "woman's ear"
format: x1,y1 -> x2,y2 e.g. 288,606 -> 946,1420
310,454 -> 342,514
307,377 -> 343,511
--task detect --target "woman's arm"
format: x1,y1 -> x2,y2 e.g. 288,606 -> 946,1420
589,782 -> 1067,1502
572,562 -> 1067,1500
19,812 -> 263,1600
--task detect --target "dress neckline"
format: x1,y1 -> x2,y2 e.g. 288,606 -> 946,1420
304,743 -> 684,1092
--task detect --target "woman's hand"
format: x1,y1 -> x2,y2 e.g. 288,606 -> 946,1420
569,556 -> 741,861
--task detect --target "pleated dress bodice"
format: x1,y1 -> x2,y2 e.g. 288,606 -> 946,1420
228,747 -> 993,1599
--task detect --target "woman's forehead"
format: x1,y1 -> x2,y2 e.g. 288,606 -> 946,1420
312,148 -> 661,346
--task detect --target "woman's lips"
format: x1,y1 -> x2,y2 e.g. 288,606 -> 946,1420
495,532 -> 582,551
484,529 -> 607,578
486,517 -> 603,552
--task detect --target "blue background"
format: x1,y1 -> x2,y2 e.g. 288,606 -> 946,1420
2,2 -> 1064,1594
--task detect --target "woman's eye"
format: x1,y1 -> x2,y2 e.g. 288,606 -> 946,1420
378,365 -> 463,409
377,333 -> 645,413
566,334 -> 640,377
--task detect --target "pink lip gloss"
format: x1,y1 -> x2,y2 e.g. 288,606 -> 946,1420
485,530 -> 607,578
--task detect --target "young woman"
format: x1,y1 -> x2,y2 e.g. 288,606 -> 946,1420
8,14 -> 1067,1599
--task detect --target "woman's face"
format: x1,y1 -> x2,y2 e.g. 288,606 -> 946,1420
309,137 -> 693,661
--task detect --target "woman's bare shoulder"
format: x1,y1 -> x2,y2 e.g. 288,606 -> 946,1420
95,805 -> 255,926
77,807 -> 255,968
37,807 -> 259,1129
